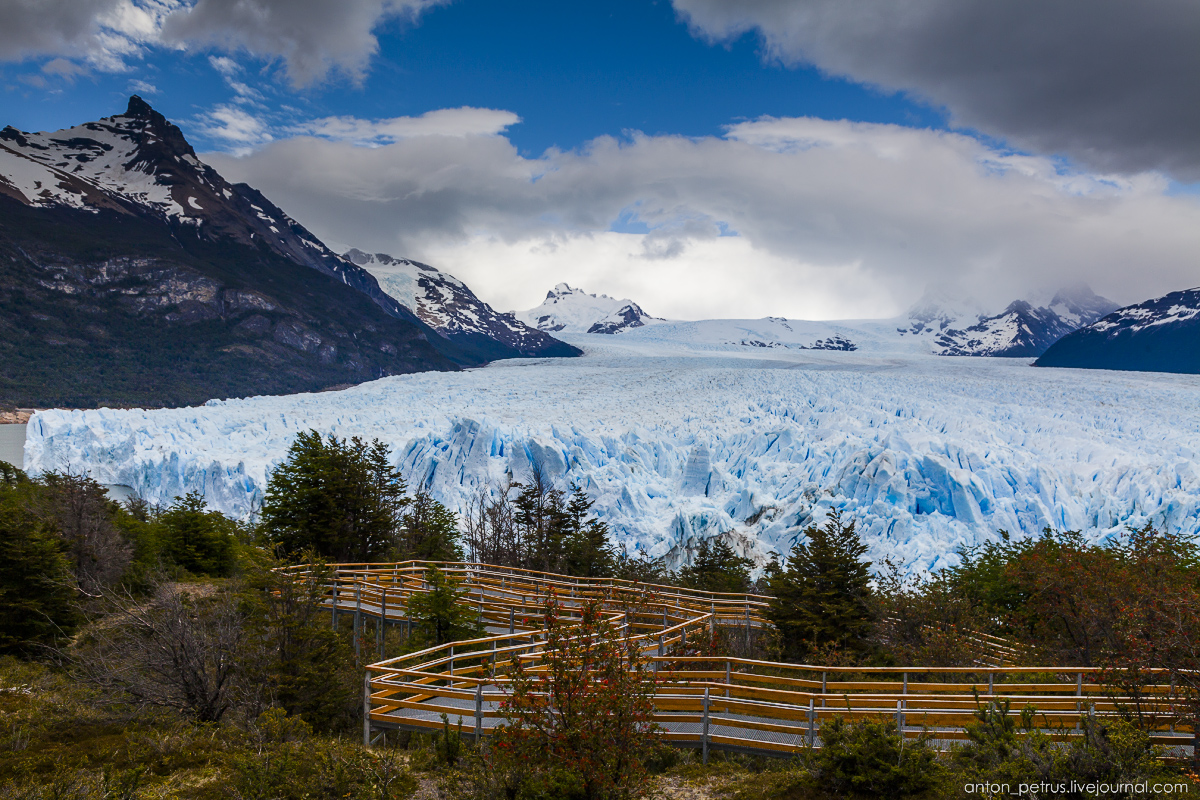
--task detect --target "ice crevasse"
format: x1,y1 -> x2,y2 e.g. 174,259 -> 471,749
23,340 -> 1200,574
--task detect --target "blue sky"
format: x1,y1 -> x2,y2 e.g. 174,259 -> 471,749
1,0 -> 1197,319
2,0 -> 943,156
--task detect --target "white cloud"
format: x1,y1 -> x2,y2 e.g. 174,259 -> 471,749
292,108 -> 521,146
672,0 -> 1200,179
201,114 -> 1200,320
128,78 -> 158,94
0,0 -> 445,87
196,104 -> 272,152
161,0 -> 449,87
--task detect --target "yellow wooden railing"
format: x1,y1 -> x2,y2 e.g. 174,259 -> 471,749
286,561 -> 1196,760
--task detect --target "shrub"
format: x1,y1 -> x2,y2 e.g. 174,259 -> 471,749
485,596 -> 661,800
811,715 -> 941,799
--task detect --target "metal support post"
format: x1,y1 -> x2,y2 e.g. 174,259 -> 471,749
475,683 -> 483,742
331,583 -> 339,630
807,698 -> 815,747
896,700 -> 904,734
377,588 -> 387,659
988,671 -> 993,695
903,673 -> 908,694
702,687 -> 710,764
744,606 -> 751,652
450,646 -> 455,683
1076,673 -> 1083,729
725,661 -> 731,699
354,585 -> 362,659
363,672 -> 372,747
821,672 -> 827,707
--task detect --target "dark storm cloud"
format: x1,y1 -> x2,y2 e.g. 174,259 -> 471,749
674,0 -> 1200,179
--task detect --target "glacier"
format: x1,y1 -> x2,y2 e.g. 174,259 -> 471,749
23,328 -> 1200,574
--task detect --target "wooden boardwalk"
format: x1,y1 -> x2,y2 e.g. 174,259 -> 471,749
289,561 -> 1197,760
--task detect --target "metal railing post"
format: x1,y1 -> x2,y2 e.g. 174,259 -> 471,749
354,584 -> 362,659
702,687 -> 710,764
363,672 -> 372,747
475,683 -> 483,742
331,582 -> 339,630
807,697 -> 815,747
378,587 -> 387,659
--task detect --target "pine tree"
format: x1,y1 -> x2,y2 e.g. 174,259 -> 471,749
407,566 -> 483,646
259,431 -> 408,562
678,538 -> 754,594
401,492 -> 464,562
158,492 -> 238,576
561,485 -> 616,578
768,510 -> 873,661
0,475 -> 80,654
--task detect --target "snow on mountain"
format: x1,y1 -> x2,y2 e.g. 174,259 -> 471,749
896,288 -> 1117,357
25,332 -> 1200,575
1036,287 -> 1200,374
517,283 -> 663,334
343,250 -> 579,359
0,96 -> 410,322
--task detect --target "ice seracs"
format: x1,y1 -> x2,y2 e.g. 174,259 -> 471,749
25,330 -> 1200,576
517,283 -> 663,334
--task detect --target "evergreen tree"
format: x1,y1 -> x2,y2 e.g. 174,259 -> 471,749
514,473 -> 568,572
401,492 -> 464,562
0,472 -> 80,654
158,492 -> 239,576
768,510 -> 873,661
407,566 -> 483,647
259,431 -> 408,562
678,538 -> 754,594
561,485 -> 616,578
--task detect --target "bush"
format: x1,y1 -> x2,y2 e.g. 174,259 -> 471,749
158,492 -> 239,577
484,596 -> 661,800
811,715 -> 941,799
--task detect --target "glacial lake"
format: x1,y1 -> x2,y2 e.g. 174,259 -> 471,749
0,423 -> 24,468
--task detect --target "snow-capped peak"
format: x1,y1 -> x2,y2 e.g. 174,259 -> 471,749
344,249 -> 579,358
518,283 -> 663,334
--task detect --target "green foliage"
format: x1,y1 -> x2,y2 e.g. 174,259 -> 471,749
768,511 -> 873,661
259,431 -> 408,562
158,492 -> 239,576
0,475 -> 79,655
953,701 -> 1185,797
239,557 -> 360,731
811,716 -> 941,799
678,538 -> 753,594
486,597 -> 661,800
561,486 -> 617,578
401,492 -> 464,562
406,566 -> 483,648
436,713 -> 465,768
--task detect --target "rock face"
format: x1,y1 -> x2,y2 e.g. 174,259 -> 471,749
0,96 -> 468,408
517,283 -> 663,334
343,250 -> 580,361
899,286 -> 1119,357
1035,287 -> 1200,374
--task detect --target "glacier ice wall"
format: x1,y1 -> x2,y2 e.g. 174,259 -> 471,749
24,339 -> 1200,574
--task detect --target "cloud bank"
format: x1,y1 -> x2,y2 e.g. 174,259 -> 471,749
0,0 -> 445,85
673,0 -> 1200,180
203,113 -> 1200,320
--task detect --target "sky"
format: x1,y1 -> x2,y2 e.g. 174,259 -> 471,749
2,0 -> 1199,320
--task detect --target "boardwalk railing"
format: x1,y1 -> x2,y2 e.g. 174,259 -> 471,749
287,561 -> 1197,760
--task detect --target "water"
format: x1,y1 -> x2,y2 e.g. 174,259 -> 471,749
0,423 -> 24,468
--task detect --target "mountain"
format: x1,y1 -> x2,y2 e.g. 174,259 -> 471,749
517,283 -> 662,334
899,286 -> 1118,357
343,250 -> 580,362
1035,288 -> 1200,374
0,96 -> 466,408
